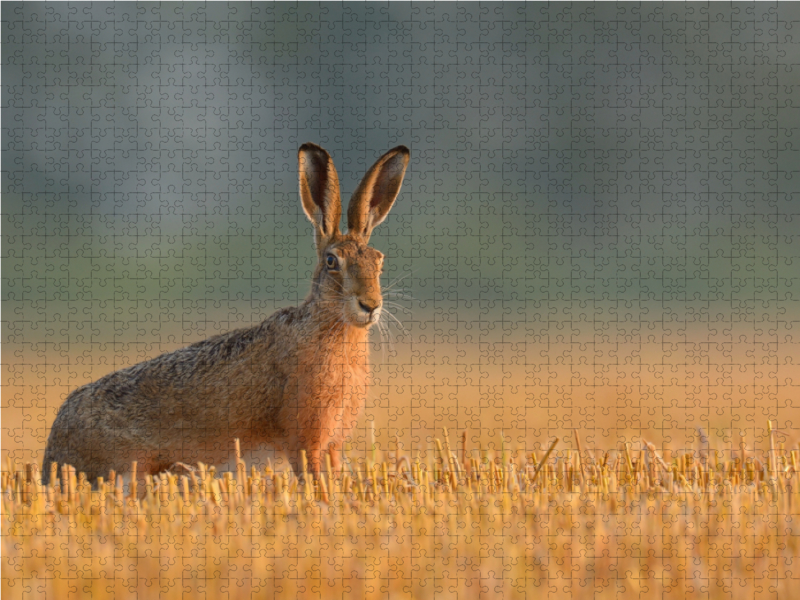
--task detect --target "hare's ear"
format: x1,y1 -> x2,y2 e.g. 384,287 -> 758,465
347,145 -> 409,242
298,143 -> 342,250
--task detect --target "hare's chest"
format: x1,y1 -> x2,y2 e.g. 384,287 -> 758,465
330,361 -> 368,437
322,359 -> 369,400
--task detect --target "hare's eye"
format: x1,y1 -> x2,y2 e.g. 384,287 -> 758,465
326,254 -> 339,270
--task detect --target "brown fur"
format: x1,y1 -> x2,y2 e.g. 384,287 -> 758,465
42,143 -> 410,484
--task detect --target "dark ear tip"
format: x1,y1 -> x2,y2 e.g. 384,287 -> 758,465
391,145 -> 410,156
299,142 -> 327,155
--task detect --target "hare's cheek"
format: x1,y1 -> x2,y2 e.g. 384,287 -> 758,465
322,271 -> 345,295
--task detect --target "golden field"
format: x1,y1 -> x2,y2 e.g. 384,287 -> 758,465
3,426 -> 800,600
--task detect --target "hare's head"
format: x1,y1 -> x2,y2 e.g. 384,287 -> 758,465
299,143 -> 409,328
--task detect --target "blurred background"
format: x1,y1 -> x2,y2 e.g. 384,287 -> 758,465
3,3 -> 799,467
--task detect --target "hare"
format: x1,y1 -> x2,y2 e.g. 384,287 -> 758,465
42,143 -> 410,485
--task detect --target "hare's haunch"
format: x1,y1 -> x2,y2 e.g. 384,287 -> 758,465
42,143 -> 410,484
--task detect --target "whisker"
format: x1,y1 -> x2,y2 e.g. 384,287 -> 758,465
376,320 -> 390,364
375,316 -> 395,357
383,268 -> 419,293
383,291 -> 414,299
383,319 -> 398,352
382,301 -> 413,315
381,308 -> 409,336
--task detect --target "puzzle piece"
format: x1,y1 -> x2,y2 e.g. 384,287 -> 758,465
3,3 -> 800,599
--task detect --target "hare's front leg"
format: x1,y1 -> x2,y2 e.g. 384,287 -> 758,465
285,437 -> 341,480
282,433 -> 327,480
291,403 -> 341,480
328,442 -> 342,474
298,425 -> 337,480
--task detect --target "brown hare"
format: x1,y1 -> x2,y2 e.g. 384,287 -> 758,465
42,143 -> 410,484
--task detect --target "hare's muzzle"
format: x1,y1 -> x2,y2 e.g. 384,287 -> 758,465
358,299 -> 380,314
352,297 -> 382,326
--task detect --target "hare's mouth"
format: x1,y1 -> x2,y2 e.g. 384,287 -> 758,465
347,297 -> 382,328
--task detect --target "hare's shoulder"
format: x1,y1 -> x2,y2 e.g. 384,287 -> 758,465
80,306 -> 305,393
181,305 -> 304,361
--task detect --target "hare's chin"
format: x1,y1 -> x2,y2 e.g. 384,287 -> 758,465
349,314 -> 377,328
346,308 -> 380,328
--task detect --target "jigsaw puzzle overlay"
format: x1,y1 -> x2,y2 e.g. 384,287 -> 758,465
3,3 -> 800,599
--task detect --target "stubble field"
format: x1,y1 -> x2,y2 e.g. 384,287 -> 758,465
3,425 -> 798,600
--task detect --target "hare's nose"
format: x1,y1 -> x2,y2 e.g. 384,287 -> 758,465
358,300 -> 380,314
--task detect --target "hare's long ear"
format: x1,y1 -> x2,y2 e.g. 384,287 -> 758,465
298,143 -> 342,250
347,146 -> 409,242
